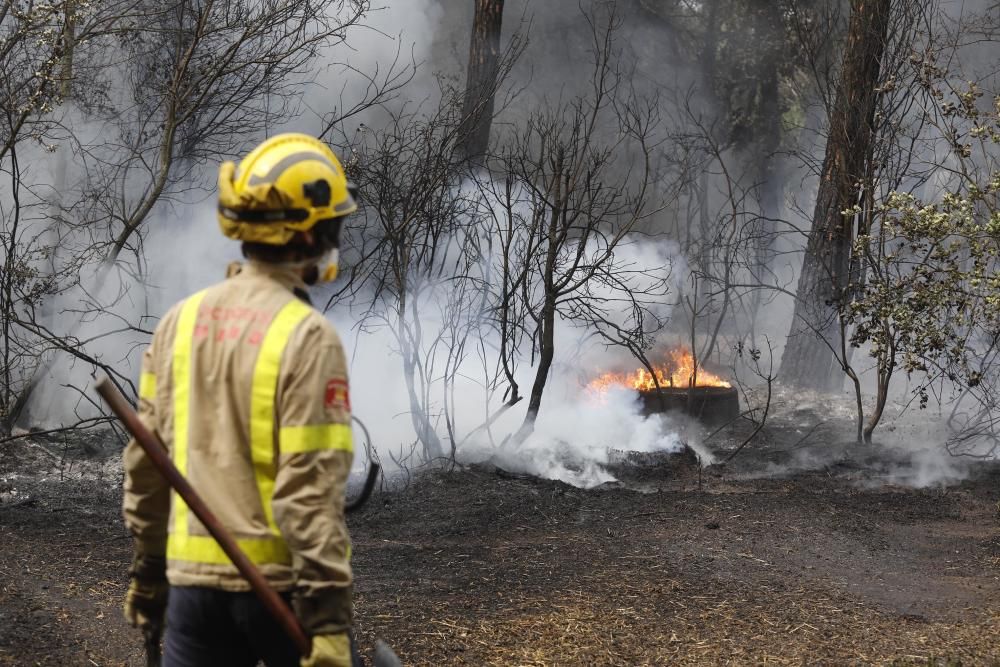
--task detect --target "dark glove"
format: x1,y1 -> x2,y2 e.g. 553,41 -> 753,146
293,586 -> 353,636
123,551 -> 168,633
294,586 -> 353,666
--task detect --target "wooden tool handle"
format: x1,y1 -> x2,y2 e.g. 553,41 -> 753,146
95,376 -> 311,656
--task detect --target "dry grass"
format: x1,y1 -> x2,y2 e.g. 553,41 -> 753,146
361,573 -> 1000,666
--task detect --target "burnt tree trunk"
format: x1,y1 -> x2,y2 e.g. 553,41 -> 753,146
516,208 -> 560,441
515,154 -> 563,443
779,0 -> 891,391
524,296 -> 556,424
458,0 -> 504,161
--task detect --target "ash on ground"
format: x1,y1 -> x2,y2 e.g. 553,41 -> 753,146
698,384 -> 987,488
601,446 -> 703,489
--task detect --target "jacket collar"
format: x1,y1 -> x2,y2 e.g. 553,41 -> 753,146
240,260 -> 309,294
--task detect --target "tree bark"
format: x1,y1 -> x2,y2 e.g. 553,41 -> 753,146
780,0 -> 891,391
457,0 -> 504,161
516,202 -> 560,442
516,163 -> 562,442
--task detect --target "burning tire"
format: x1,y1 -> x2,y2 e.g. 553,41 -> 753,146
587,347 -> 740,427
638,385 -> 740,427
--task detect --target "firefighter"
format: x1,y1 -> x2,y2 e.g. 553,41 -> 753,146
121,133 -> 358,667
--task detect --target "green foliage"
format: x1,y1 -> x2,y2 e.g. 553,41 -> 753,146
844,92 -> 1000,410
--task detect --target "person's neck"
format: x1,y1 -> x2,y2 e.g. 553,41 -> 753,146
240,259 -> 309,292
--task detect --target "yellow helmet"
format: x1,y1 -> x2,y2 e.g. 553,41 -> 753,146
217,133 -> 357,246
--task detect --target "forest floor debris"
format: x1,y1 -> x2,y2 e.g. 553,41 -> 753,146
2,418 -> 1000,665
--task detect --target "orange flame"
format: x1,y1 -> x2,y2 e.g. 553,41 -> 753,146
588,348 -> 731,393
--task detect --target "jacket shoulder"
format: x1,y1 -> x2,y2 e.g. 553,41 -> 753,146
292,307 -> 344,349
280,307 -> 350,393
152,290 -> 204,341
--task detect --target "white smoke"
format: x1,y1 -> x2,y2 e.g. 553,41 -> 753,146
292,0 -> 446,137
335,303 -> 689,489
326,162 -> 689,487
19,0 -> 443,427
21,202 -> 237,426
474,385 -> 685,489
22,0 -> 995,496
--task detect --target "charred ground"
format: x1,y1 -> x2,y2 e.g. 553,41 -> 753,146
2,408 -> 1000,666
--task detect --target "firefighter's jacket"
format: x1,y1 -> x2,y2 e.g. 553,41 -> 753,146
122,261 -> 354,629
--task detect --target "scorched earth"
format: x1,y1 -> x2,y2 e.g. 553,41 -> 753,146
2,390 -> 999,666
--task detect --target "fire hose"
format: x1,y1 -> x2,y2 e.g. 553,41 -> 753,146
95,376 -> 398,667
348,415 -> 380,513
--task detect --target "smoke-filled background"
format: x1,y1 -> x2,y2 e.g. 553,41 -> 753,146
3,0 -> 1000,488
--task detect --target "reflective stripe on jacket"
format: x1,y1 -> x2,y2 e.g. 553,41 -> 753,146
123,262 -> 354,605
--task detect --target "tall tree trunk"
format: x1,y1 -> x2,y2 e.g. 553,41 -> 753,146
779,0 -> 891,391
398,300 -> 444,461
516,168 -> 562,443
457,0 -> 504,161
517,210 -> 559,442
60,4 -> 75,101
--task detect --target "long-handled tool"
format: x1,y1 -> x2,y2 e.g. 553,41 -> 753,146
96,376 -> 312,656
98,376 -> 402,666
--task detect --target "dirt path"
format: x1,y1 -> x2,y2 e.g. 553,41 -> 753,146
3,436 -> 1000,665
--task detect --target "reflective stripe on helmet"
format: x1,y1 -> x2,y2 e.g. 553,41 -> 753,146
333,198 -> 356,214
246,150 -> 338,187
217,134 -> 357,246
167,292 -> 313,566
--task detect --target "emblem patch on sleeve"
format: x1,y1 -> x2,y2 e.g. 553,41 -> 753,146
324,378 -> 351,412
